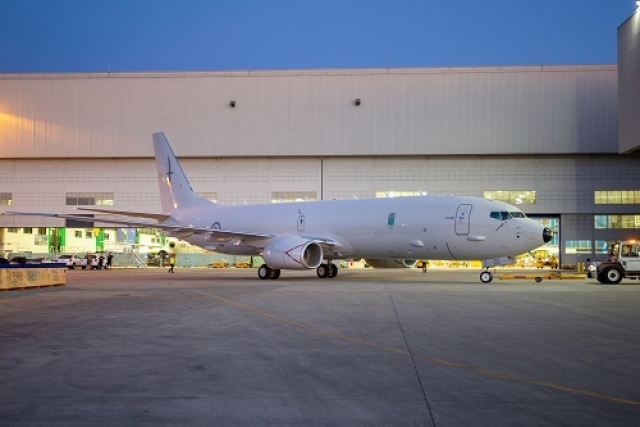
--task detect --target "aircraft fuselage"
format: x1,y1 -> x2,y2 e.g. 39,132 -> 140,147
170,195 -> 545,261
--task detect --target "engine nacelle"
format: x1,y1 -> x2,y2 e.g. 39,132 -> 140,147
263,236 -> 324,270
365,258 -> 418,269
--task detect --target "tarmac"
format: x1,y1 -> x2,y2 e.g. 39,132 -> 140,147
1,267 -> 639,426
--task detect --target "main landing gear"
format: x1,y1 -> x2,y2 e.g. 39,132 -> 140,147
258,264 -> 281,280
316,263 -> 338,279
257,262 -> 339,280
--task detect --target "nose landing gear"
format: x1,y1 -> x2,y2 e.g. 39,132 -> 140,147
480,270 -> 493,283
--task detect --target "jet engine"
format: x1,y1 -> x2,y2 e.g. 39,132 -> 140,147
365,258 -> 418,269
263,236 -> 324,270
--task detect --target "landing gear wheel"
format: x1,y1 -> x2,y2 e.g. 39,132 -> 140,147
258,264 -> 271,280
328,263 -> 338,278
604,267 -> 623,284
269,269 -> 281,279
317,263 -> 329,278
535,277 -> 542,283
480,271 -> 493,283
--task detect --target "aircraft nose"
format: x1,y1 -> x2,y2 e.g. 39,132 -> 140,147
542,227 -> 552,243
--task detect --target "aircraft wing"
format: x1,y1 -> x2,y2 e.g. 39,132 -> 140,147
75,207 -> 171,222
3,211 -> 172,230
3,211 -> 342,251
3,210 -> 276,241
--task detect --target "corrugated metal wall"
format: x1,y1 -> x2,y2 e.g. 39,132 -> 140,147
618,10 -> 640,154
0,65 -> 618,158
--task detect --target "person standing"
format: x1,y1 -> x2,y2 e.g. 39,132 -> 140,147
168,254 -> 175,273
106,253 -> 113,269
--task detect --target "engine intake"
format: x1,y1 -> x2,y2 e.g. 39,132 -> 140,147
263,236 -> 324,270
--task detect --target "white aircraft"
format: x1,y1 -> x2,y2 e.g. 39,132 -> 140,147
6,132 -> 551,282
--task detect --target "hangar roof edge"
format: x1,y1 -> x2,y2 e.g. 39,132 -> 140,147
0,64 -> 618,80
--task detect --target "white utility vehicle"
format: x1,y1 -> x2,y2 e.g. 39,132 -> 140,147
56,254 -> 83,269
593,240 -> 640,284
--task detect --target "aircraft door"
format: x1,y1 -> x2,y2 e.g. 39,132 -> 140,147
455,204 -> 472,236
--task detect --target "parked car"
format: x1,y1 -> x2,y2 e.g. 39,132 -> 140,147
56,254 -> 83,269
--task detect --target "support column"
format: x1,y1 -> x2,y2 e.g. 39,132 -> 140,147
0,228 -> 6,257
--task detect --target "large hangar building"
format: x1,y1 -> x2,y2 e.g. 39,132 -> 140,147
1,10 -> 639,265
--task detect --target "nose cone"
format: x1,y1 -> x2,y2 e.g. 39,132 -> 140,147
543,227 -> 553,243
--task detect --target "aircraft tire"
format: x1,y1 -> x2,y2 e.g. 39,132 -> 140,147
328,263 -> 338,278
269,269 -> 281,279
480,271 -> 493,283
258,264 -> 271,280
317,264 -> 329,278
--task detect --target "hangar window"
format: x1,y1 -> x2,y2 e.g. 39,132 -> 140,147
272,192 -> 316,203
0,192 -> 12,206
484,191 -> 536,205
595,215 -> 640,229
7,228 -> 19,233
197,192 -> 218,203
375,190 -> 426,198
594,191 -> 640,204
66,192 -> 114,206
565,240 -> 592,254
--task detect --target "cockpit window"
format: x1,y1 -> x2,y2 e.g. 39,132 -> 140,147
491,211 -> 527,220
490,211 -> 513,220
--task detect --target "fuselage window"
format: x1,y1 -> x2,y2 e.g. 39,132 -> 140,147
388,213 -> 396,226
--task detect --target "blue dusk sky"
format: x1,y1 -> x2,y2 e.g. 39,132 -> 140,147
0,0 -> 637,73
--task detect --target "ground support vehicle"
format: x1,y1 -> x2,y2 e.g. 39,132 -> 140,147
593,240 -> 640,284
56,254 -> 83,269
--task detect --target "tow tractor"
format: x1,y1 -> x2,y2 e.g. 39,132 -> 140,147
480,256 -> 586,283
591,240 -> 640,284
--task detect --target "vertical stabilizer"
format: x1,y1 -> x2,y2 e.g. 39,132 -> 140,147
153,132 -> 214,212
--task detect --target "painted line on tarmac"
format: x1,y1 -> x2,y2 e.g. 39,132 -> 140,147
191,289 -> 640,407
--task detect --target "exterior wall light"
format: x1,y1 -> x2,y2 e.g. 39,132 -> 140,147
355,98 -> 361,106
229,100 -> 236,108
